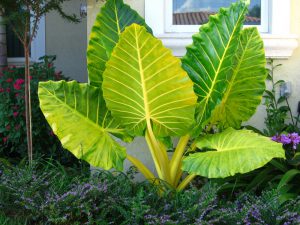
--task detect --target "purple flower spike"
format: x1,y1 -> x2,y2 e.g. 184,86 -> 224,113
271,132 -> 300,150
280,135 -> 292,145
271,136 -> 279,142
290,133 -> 300,144
289,133 -> 300,149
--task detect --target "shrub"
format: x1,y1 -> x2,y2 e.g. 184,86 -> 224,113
0,56 -> 78,165
0,159 -> 85,222
0,212 -> 26,225
0,161 -> 299,225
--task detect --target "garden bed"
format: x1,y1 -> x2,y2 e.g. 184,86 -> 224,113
0,161 -> 300,225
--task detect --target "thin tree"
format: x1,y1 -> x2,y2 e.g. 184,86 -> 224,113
0,0 -> 80,163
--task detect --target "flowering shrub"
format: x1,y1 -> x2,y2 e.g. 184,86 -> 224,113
272,133 -> 300,151
0,56 -> 77,165
0,161 -> 299,225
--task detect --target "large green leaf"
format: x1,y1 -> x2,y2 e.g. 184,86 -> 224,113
102,24 -> 197,137
210,27 -> 267,129
38,80 -> 128,171
87,0 -> 152,87
182,128 -> 285,178
181,1 -> 249,135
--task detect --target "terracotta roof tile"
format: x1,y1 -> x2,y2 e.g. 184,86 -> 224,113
173,11 -> 261,25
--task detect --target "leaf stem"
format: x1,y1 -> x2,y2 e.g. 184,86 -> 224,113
145,132 -> 163,179
127,154 -> 157,182
285,98 -> 295,126
177,174 -> 197,191
146,122 -> 171,184
170,135 -> 190,184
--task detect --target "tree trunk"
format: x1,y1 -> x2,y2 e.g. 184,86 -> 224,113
24,45 -> 33,163
0,11 -> 8,71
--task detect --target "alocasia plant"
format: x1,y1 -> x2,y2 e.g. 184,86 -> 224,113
38,0 -> 285,191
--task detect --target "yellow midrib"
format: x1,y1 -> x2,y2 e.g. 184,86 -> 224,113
114,0 -> 121,35
216,29 -> 255,123
134,26 -> 150,123
222,29 -> 255,106
200,6 -> 247,123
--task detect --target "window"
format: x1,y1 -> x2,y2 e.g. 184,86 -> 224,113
168,0 -> 268,32
7,16 -> 45,64
145,0 -> 298,58
6,26 -> 25,58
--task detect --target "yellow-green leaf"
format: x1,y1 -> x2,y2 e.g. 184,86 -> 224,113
182,1 -> 249,135
210,27 -> 267,129
87,0 -> 152,87
182,128 -> 285,178
102,24 -> 197,137
38,80 -> 127,171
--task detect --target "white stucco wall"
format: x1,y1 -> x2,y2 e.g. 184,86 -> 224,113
46,0 -> 87,82
248,0 -> 300,130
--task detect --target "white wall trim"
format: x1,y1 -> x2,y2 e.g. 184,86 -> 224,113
145,0 -> 299,58
157,33 -> 299,59
8,15 -> 46,65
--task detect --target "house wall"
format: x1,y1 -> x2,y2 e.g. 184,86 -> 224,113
87,0 -> 300,176
46,0 -> 87,82
248,0 -> 300,130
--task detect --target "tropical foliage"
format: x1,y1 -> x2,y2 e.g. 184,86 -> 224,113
0,160 -> 300,225
38,0 -> 285,190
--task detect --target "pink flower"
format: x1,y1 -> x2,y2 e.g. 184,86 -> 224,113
14,79 -> 25,90
29,76 -> 32,80
0,87 -> 4,93
6,78 -> 13,83
15,78 -> 25,85
6,88 -> 10,93
14,84 -> 21,90
2,137 -> 8,143
13,112 -> 19,117
15,93 -> 19,97
15,124 -> 21,130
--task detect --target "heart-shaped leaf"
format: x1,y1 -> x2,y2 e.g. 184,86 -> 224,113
183,128 -> 285,178
102,24 -> 197,137
38,80 -> 128,170
210,27 -> 267,129
182,1 -> 249,135
87,0 -> 152,87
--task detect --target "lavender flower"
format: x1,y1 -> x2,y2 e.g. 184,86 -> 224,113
281,135 -> 292,144
271,133 -> 300,149
289,132 -> 300,149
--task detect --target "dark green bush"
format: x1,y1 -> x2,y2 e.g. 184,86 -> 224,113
0,161 -> 299,225
0,56 -> 78,166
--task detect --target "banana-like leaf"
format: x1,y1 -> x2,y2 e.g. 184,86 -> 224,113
182,128 -> 285,178
87,0 -> 152,87
210,27 -> 267,129
38,80 -> 128,171
181,1 -> 249,135
102,24 -> 197,137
